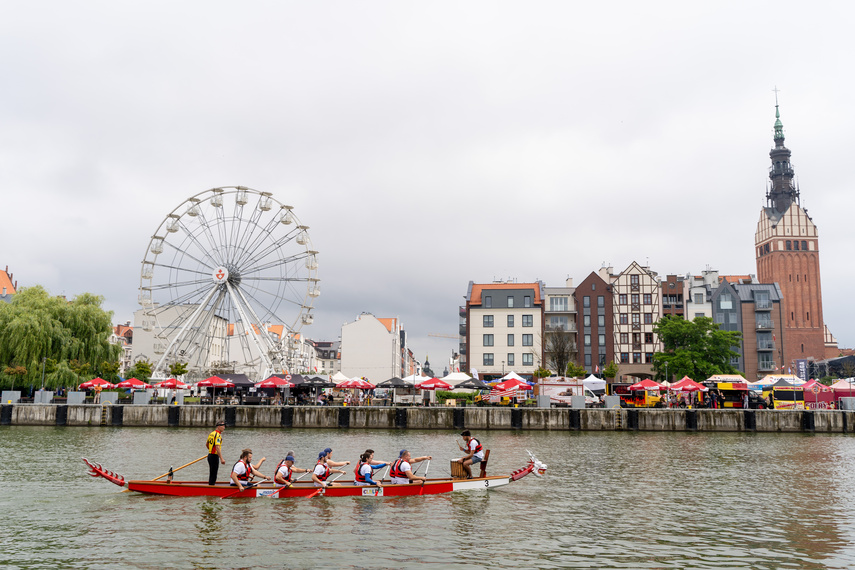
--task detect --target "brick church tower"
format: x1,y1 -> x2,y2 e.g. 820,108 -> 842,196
754,103 -> 827,365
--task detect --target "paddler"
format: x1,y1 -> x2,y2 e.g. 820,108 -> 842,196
321,447 -> 350,469
353,449 -> 388,487
312,451 -> 346,488
389,450 -> 431,485
273,454 -> 310,487
456,430 -> 485,479
206,420 -> 226,485
230,448 -> 271,492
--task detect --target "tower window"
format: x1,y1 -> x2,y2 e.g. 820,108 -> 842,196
793,241 -> 800,250
786,241 -> 792,250
791,311 -> 794,321
802,241 -> 807,250
806,311 -> 810,321
801,344 -> 805,353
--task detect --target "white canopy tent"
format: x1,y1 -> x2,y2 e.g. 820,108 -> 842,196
330,371 -> 350,385
582,375 -> 607,392
499,371 -> 527,382
441,372 -> 472,386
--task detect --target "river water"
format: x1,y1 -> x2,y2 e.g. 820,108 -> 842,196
3,426 -> 855,569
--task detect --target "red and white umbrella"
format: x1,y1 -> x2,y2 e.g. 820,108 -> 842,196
116,377 -> 154,389
339,378 -> 375,389
493,378 -> 532,391
255,376 -> 295,389
78,377 -> 116,389
669,377 -> 708,392
196,376 -> 235,388
154,378 -> 189,389
628,379 -> 666,391
417,378 -> 452,390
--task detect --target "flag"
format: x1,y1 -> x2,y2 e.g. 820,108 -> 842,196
471,368 -> 479,380
595,365 -> 599,373
788,367 -> 791,374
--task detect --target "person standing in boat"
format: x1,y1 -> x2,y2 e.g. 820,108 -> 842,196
273,454 -> 310,487
205,421 -> 226,485
230,448 -> 271,492
353,449 -> 388,486
389,450 -> 432,485
457,430 -> 485,479
312,451 -> 346,488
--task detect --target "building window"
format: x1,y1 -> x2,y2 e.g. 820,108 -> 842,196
633,352 -> 641,363
584,334 -> 591,346
645,352 -> 653,363
630,275 -> 639,285
507,334 -> 514,346
507,315 -> 514,327
598,296 -> 604,307
643,293 -> 652,305
583,296 -> 590,308
507,296 -> 514,308
522,315 -> 533,327
620,352 -> 629,363
793,241 -> 800,250
485,296 -> 492,308
599,354 -> 607,365
483,334 -> 494,347
598,334 -> 605,346
584,354 -> 592,366
694,293 -> 704,304
483,353 -> 494,366
522,334 -> 533,346
631,294 -> 639,305
619,314 -> 628,325
550,297 -> 568,311
619,294 -> 627,305
507,353 -> 515,366
583,315 -> 591,327
598,315 -> 605,327
632,314 -> 640,325
802,240 -> 807,250
644,313 -> 653,324
522,353 -> 533,366
483,315 -> 493,327
786,240 -> 792,250
620,333 -> 629,344
524,296 -> 532,308
644,332 -> 653,343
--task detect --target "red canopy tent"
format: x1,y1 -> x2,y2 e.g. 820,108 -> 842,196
197,376 -> 235,388
628,379 -> 666,391
669,377 -> 708,392
416,378 -> 452,390
255,376 -> 295,389
154,378 -> 189,389
116,378 -> 153,389
494,378 -> 532,392
78,377 -> 116,389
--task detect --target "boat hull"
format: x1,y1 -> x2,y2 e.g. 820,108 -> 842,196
127,476 -> 511,497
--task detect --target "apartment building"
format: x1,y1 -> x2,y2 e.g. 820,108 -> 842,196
340,313 -> 411,380
610,262 -> 661,379
573,272 -> 613,374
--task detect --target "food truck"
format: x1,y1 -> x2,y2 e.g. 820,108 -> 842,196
609,382 -> 663,408
536,378 -> 600,406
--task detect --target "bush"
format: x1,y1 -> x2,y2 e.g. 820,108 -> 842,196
436,390 -> 476,403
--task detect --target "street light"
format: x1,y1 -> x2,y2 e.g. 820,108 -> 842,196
502,360 -> 505,375
40,356 -> 47,390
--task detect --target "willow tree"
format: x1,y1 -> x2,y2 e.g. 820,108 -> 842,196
0,286 -> 120,390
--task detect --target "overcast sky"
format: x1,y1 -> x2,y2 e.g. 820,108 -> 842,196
2,1 -> 853,374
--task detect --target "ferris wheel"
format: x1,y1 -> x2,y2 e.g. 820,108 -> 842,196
138,186 -> 319,380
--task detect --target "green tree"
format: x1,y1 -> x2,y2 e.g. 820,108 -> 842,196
127,360 -> 153,382
565,362 -> 587,378
169,361 -> 188,378
0,286 -> 120,390
603,361 -> 619,380
652,315 -> 742,382
533,366 -> 551,379
99,360 -> 121,382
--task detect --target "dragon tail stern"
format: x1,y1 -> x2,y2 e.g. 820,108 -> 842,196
83,458 -> 126,487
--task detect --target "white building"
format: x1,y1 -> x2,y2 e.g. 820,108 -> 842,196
340,313 -> 409,380
609,262 -> 661,378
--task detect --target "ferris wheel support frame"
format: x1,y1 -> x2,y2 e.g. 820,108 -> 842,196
225,281 -> 276,376
151,284 -> 220,377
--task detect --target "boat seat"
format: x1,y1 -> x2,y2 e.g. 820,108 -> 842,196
479,449 -> 490,478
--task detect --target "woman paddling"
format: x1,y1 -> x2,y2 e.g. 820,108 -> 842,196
353,449 -> 388,487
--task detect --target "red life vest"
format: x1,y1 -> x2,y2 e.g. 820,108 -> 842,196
315,462 -> 330,481
233,459 -> 252,481
390,458 -> 407,479
275,460 -> 292,483
470,438 -> 482,453
354,461 -> 368,482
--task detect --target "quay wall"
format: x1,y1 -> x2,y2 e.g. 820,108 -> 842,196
3,404 -> 855,434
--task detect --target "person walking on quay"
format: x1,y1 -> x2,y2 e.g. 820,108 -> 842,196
390,450 -> 431,485
456,430 -> 485,479
206,421 -> 225,485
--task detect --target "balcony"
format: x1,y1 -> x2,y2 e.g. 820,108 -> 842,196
755,320 -> 774,331
757,340 -> 775,351
758,360 -> 777,371
459,325 -> 467,336
755,299 -> 772,311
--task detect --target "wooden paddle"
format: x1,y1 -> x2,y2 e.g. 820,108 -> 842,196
121,455 -> 208,492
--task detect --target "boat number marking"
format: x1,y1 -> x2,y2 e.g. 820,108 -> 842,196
484,480 -> 490,488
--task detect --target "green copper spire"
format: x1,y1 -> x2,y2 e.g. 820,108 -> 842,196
773,87 -> 784,142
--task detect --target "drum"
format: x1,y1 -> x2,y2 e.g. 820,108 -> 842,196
450,460 -> 467,479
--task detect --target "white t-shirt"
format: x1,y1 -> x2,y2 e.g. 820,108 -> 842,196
231,461 -> 250,485
276,464 -> 292,481
313,463 -> 329,478
468,439 -> 485,460
359,463 -> 373,478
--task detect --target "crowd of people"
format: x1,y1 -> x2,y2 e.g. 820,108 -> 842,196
204,424 -> 491,490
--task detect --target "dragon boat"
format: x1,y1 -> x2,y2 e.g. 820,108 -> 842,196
83,453 -> 546,498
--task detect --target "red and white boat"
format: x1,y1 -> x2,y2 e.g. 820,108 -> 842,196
83,453 -> 547,498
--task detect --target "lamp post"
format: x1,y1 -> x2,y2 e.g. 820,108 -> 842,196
664,361 -> 669,384
502,360 -> 505,375
40,356 -> 47,390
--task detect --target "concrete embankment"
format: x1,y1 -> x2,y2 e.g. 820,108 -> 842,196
1,404 -> 854,433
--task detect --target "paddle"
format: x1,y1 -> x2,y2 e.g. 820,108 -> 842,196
418,460 -> 431,495
222,482 -> 255,499
122,455 -> 209,492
